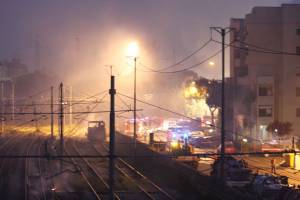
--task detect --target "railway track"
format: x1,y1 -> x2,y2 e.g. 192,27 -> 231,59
0,134 -> 26,173
37,139 -> 48,199
25,137 -> 47,200
90,141 -> 176,200
0,134 -> 35,199
64,139 -> 111,200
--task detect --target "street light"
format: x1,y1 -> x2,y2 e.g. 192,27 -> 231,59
208,61 -> 215,66
126,42 -> 139,58
126,41 -> 139,153
241,138 -> 248,152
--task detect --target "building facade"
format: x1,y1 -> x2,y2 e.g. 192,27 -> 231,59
230,4 -> 300,140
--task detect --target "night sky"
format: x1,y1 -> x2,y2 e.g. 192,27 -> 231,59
0,0 -> 297,80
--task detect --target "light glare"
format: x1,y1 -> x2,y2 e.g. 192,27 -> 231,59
126,41 -> 139,57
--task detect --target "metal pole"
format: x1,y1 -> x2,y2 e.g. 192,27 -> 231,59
293,136 -> 296,169
220,28 -> 226,184
292,136 -> 295,150
59,83 -> 64,170
57,88 -> 60,137
109,75 -> 116,200
69,86 -> 72,126
11,81 -> 15,122
1,81 -> 3,134
133,57 -> 137,156
33,101 -> 38,131
51,86 -> 54,139
35,35 -> 41,70
63,86 -> 66,126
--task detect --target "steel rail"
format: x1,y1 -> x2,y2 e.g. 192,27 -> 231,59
64,140 -> 102,200
71,140 -> 121,200
96,143 -> 176,200
25,136 -> 39,200
38,138 -> 47,200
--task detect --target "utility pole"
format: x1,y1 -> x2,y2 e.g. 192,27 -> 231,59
109,65 -> 113,76
74,37 -> 80,70
109,75 -> 116,200
35,35 -> 41,70
133,57 -> 137,157
33,101 -> 38,131
50,86 -> 54,139
69,86 -> 72,126
59,83 -> 64,171
63,86 -> 66,126
11,81 -> 15,122
210,27 -> 232,184
293,136 -> 296,169
1,81 -> 4,134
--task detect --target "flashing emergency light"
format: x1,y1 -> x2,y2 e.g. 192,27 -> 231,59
183,133 -> 189,139
171,141 -> 179,148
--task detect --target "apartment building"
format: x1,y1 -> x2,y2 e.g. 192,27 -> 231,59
230,4 -> 300,140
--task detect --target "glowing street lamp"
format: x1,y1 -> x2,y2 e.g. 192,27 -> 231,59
126,41 -> 139,58
208,61 -> 215,66
126,41 -> 139,154
241,138 -> 248,152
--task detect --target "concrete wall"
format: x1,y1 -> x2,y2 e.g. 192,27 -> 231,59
230,4 -> 300,138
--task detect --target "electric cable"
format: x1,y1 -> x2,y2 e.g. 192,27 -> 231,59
140,38 -> 213,72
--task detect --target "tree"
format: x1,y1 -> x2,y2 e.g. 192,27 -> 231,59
266,120 -> 292,137
184,78 -> 222,126
205,80 -> 221,126
194,79 -> 221,126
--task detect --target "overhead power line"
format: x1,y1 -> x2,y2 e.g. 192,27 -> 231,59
139,40 -> 235,74
2,109 -> 139,115
2,101 -> 105,107
141,39 -> 213,72
234,39 -> 300,55
212,39 -> 300,56
139,49 -> 221,74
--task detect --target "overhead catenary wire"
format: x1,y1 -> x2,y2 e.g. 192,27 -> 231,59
117,92 -> 224,128
26,87 -> 53,99
12,90 -> 108,129
2,110 -> 137,115
2,101 -> 106,107
65,102 -> 99,136
1,149 -> 300,158
117,92 -> 263,143
72,92 -> 109,119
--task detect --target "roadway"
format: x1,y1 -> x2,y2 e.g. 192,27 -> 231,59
195,154 -> 300,186
242,156 -> 300,186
